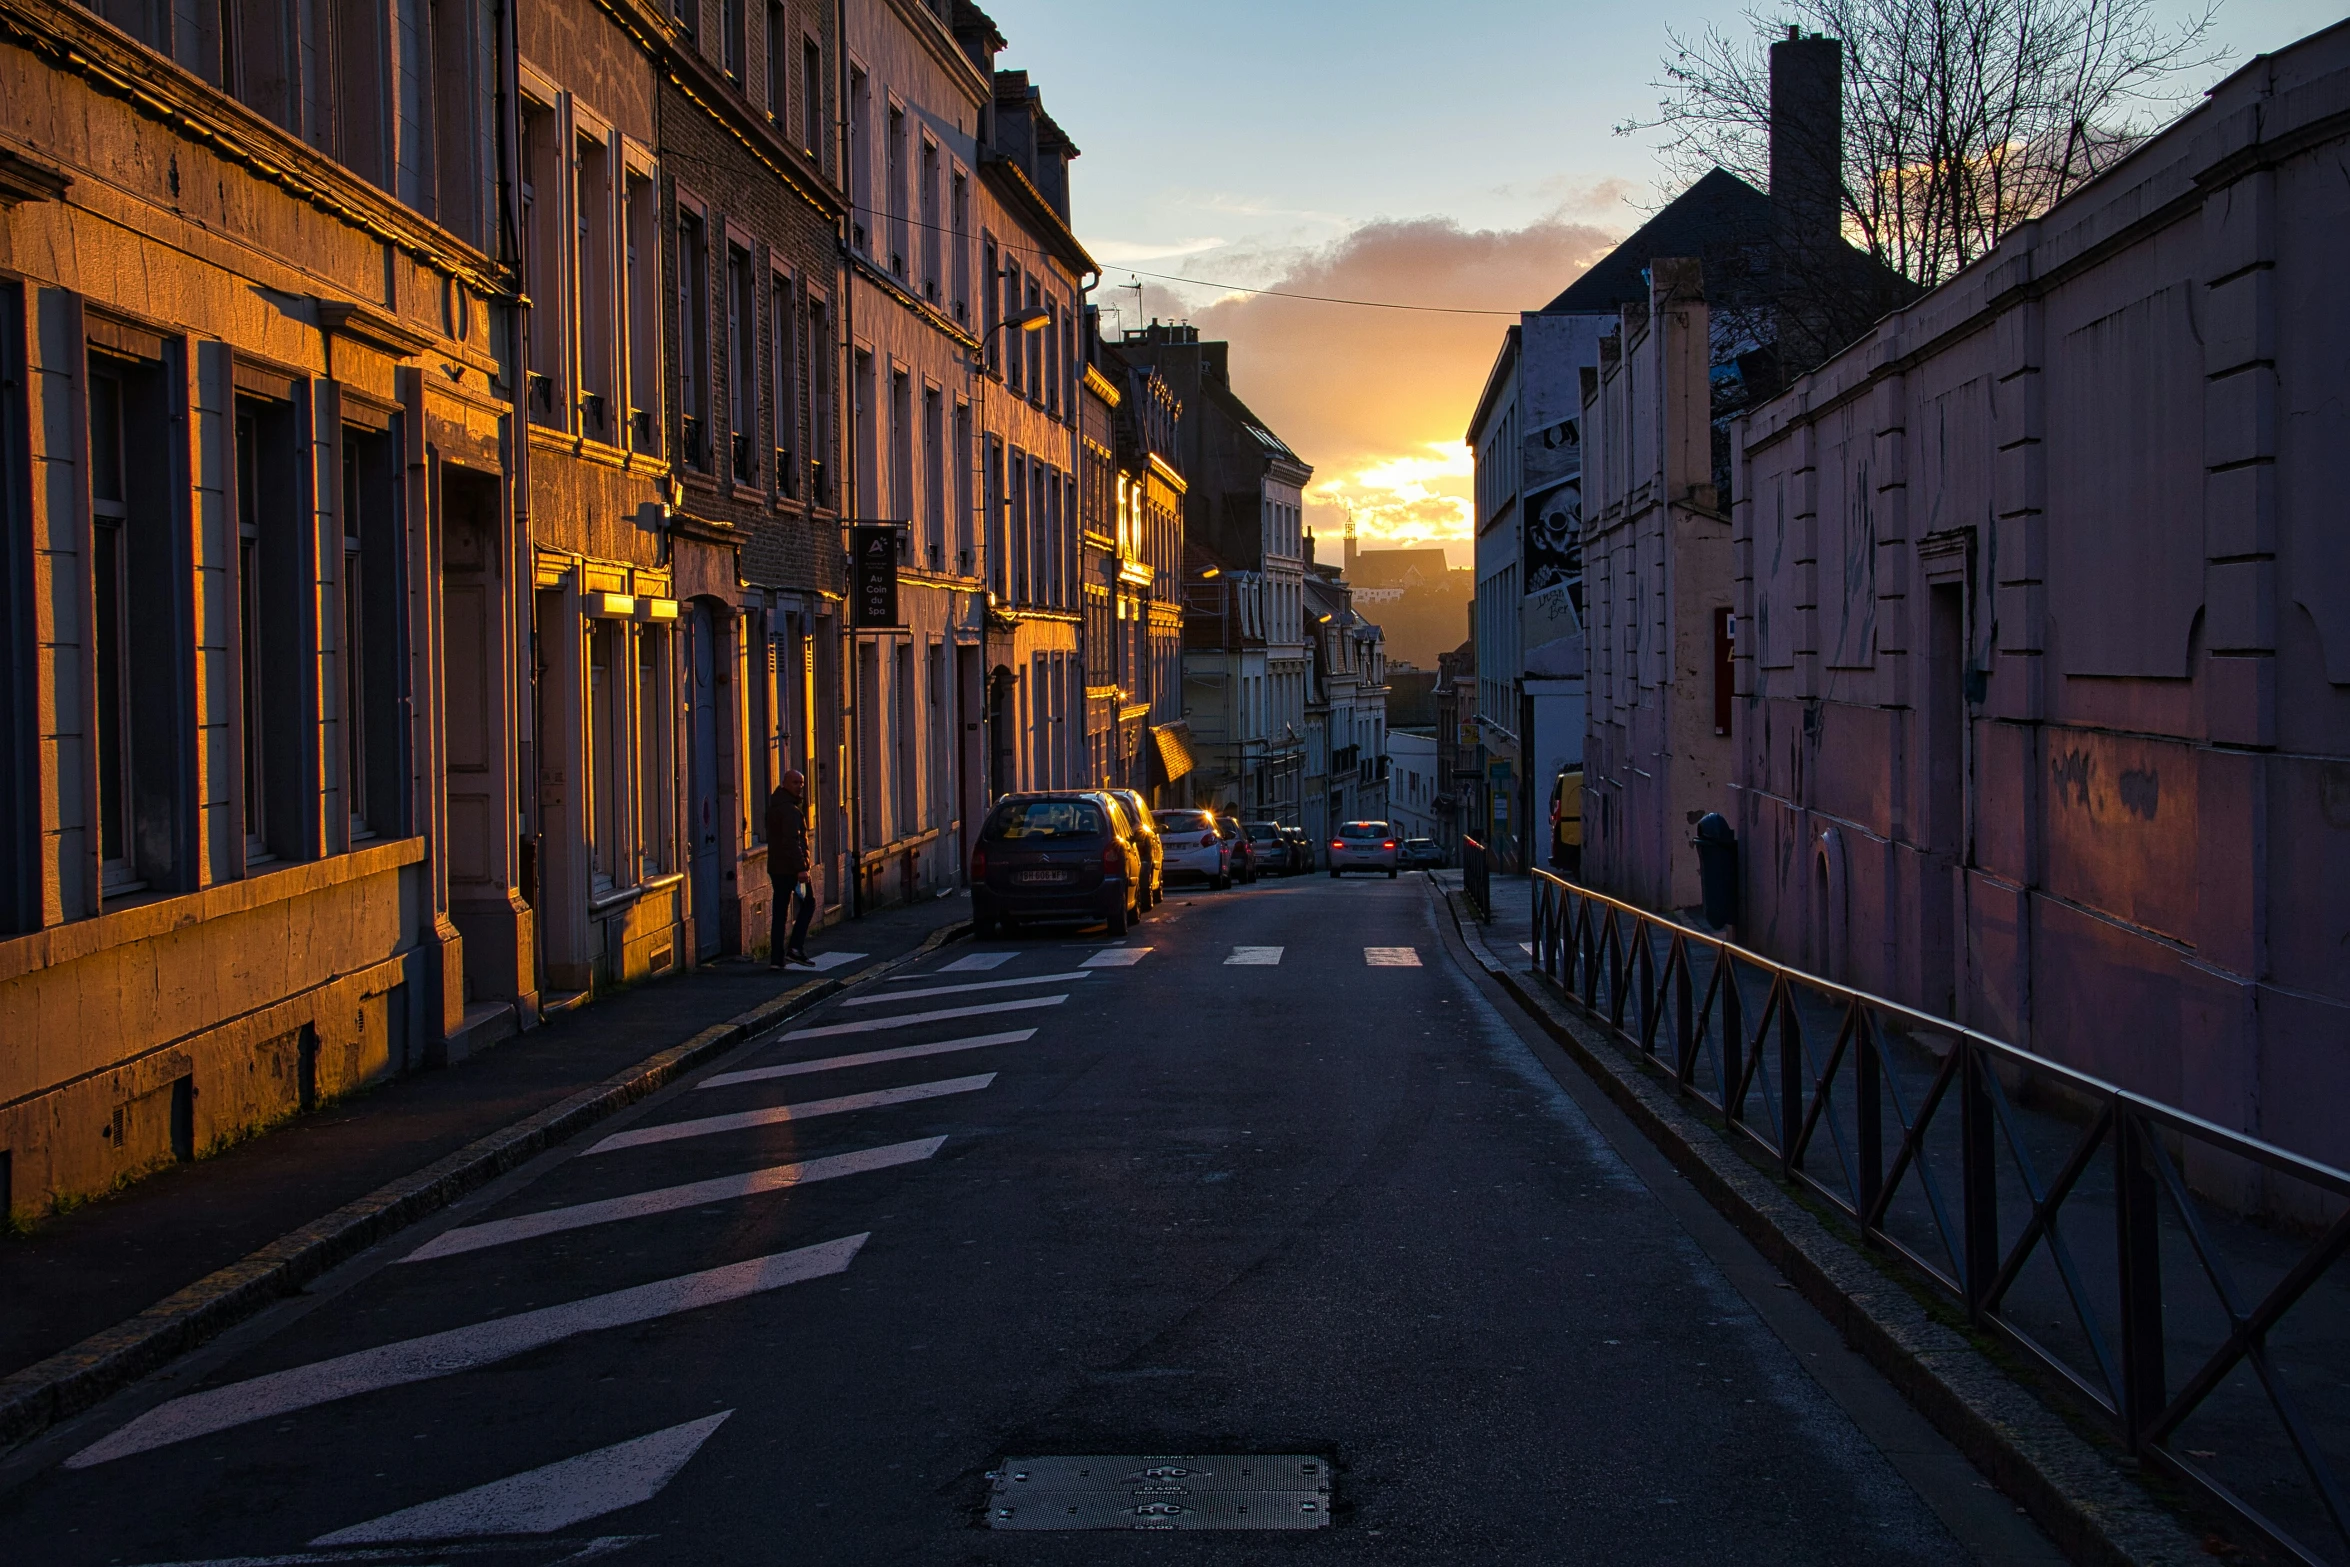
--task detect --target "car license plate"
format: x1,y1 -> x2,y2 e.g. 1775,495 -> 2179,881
1013,869 -> 1071,885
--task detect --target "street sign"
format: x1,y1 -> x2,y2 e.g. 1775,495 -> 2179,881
851,524 -> 900,628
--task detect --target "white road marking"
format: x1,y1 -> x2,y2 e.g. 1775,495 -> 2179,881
65,1237 -> 867,1468
804,951 -> 866,972
699,1029 -> 1036,1089
1225,946 -> 1284,965
842,970 -> 1091,1005
937,951 -> 1018,972
778,993 -> 1065,1041
1364,947 -> 1422,966
1080,946 -> 1152,968
585,1075 -> 995,1155
1520,942 -> 1535,954
402,1140 -> 945,1261
311,1412 -> 732,1543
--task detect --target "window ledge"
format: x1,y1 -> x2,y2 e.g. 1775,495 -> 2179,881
0,837 -> 429,987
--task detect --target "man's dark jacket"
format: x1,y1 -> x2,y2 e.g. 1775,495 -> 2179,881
765,787 -> 808,886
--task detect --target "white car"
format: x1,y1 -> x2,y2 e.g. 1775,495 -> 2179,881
1328,820 -> 1400,878
1154,807 -> 1232,889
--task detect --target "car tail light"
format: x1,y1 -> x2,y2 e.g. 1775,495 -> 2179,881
1330,841 -> 1343,850
1200,833 -> 1217,848
1102,840 -> 1123,873
971,843 -> 988,879
1383,840 -> 1396,850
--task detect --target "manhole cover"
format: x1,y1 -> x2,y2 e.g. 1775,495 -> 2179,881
989,1454 -> 1331,1531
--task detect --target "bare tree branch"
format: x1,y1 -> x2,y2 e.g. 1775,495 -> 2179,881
1619,0 -> 2227,289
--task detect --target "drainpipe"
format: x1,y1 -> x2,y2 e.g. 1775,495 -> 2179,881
835,0 -> 864,918
493,0 -> 544,1001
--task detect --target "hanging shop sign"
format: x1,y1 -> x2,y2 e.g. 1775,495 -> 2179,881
851,524 -> 901,628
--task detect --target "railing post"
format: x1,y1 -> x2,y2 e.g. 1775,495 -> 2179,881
2113,1109 -> 2168,1447
1855,1010 -> 1883,1229
1721,955 -> 1744,1125
1636,921 -> 1656,1054
1674,941 -> 1694,1082
1779,991 -> 1803,1172
1960,1045 -> 2000,1317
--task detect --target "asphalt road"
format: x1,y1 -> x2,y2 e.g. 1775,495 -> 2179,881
1,874 -> 2062,1565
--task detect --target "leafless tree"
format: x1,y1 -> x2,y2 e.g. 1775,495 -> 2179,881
1628,0 -> 2227,288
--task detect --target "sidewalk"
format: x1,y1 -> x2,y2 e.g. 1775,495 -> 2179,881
1432,869 -> 2214,1566
0,893 -> 968,1431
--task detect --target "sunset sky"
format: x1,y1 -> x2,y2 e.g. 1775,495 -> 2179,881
987,0 -> 2342,569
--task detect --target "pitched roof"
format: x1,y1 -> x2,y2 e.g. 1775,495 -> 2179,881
1542,169 -> 1769,316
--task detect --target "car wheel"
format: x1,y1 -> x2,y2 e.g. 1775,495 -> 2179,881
1329,868 -> 1341,879
1105,895 -> 1129,939
1212,872 -> 1230,891
971,906 -> 996,940
1388,866 -> 1398,879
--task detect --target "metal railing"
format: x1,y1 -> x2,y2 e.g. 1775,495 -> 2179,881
1527,868 -> 2350,1564
1461,835 -> 1490,922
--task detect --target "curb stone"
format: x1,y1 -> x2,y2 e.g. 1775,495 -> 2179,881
1442,888 -> 2209,1567
0,918 -> 971,1456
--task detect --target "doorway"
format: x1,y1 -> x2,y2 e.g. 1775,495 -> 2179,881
684,601 -> 728,961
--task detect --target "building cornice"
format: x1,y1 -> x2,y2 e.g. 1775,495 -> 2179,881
978,154 -> 1094,277
585,0 -> 846,222
0,0 -> 504,295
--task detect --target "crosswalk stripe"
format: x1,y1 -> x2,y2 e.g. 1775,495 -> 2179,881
1225,946 -> 1284,965
1364,947 -> 1422,966
63,1236 -> 868,1468
780,993 -> 1065,1040
699,1029 -> 1036,1089
804,951 -> 867,972
401,1139 -> 945,1262
842,970 -> 1091,1005
312,1412 -> 731,1544
1080,946 -> 1152,968
938,951 -> 1017,972
585,1074 -> 995,1155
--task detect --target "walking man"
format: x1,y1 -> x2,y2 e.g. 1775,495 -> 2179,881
766,769 -> 815,968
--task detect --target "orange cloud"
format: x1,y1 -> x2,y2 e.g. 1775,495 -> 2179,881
1189,212 -> 1619,565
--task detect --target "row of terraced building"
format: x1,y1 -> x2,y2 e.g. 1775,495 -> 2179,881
0,0 -> 1206,1224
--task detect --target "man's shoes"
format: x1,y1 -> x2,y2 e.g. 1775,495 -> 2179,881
786,949 -> 815,967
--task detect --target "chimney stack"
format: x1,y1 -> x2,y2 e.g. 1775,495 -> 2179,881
1769,32 -> 1843,264
1769,30 -> 1845,372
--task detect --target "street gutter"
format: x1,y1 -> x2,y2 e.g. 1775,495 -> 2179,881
0,919 -> 971,1456
1436,881 -> 2210,1567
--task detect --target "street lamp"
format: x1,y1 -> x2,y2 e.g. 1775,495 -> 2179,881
964,304 -> 1055,581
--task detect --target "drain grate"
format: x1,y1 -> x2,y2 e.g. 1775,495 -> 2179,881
988,1454 -> 1331,1531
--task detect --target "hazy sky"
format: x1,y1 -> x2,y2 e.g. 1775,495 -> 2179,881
984,0 -> 2344,568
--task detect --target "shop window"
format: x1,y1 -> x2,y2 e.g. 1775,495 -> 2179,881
636,627 -> 672,879
587,618 -> 624,893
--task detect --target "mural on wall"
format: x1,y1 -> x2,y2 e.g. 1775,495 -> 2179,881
1523,415 -> 1582,606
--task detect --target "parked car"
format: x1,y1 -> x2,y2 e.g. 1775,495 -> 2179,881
1400,836 -> 1443,869
1154,807 -> 1231,889
1328,819 -> 1400,878
1242,821 -> 1298,875
970,792 -> 1145,938
1279,825 -> 1315,872
1215,812 -> 1259,884
1105,788 -> 1164,908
